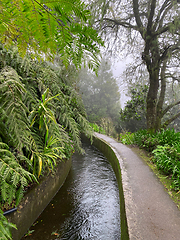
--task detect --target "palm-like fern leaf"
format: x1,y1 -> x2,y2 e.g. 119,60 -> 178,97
0,66 -> 31,151
0,0 -> 103,70
0,209 -> 17,240
0,142 -> 37,205
0,44 -> 93,175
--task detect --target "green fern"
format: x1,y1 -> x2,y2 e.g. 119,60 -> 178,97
0,142 -> 37,205
0,66 -> 31,151
0,44 -> 93,176
0,209 -> 17,240
0,0 -> 103,70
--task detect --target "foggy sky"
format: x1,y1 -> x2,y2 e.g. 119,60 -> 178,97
112,59 -> 131,109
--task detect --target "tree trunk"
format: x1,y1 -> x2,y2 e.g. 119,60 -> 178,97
155,60 -> 167,130
146,69 -> 159,131
144,34 -> 160,131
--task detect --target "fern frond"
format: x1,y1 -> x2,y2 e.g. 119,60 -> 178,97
0,142 -> 38,204
0,209 -> 16,240
0,67 -> 31,151
15,185 -> 24,206
76,112 -> 93,140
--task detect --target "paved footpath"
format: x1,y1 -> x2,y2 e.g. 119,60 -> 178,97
95,133 -> 180,240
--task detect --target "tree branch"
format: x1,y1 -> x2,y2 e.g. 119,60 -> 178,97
102,18 -> 138,30
153,0 -> 171,31
156,15 -> 180,36
162,100 -> 180,117
133,0 -> 144,36
147,0 -> 157,32
160,44 -> 180,63
162,111 -> 180,128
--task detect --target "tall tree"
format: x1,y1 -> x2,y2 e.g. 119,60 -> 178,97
90,0 -> 180,131
120,84 -> 147,132
78,59 -> 120,124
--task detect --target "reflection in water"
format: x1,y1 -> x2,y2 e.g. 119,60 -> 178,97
22,141 -> 120,240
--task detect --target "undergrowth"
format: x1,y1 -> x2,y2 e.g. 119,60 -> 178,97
89,123 -> 106,134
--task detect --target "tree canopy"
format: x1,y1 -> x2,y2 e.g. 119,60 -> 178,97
90,0 -> 180,131
0,0 -> 104,71
120,84 -> 147,132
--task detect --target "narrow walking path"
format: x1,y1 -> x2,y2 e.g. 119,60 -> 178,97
95,133 -> 180,240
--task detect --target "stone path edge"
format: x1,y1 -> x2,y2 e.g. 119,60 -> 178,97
93,133 -> 180,240
92,134 -> 130,240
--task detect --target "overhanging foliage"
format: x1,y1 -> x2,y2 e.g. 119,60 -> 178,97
0,0 -> 104,72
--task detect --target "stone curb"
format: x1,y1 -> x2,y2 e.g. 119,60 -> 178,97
93,133 -> 180,240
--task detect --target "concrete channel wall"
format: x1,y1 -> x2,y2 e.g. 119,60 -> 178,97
92,135 -> 129,240
7,134 -> 128,240
7,158 -> 72,240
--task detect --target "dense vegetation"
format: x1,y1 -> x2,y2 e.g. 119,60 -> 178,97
120,129 -> 180,191
0,45 -> 94,239
1,0 -> 180,238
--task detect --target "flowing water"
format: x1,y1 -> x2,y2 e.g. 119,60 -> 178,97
22,141 -> 120,240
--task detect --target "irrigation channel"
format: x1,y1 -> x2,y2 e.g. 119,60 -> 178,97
21,140 -> 121,240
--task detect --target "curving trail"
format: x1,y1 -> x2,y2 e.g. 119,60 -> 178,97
95,133 -> 180,240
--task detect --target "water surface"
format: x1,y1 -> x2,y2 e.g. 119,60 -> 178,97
22,141 -> 120,240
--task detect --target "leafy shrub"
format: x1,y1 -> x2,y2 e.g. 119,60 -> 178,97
119,132 -> 134,145
133,129 -> 180,152
90,123 -> 99,132
133,129 -> 180,191
121,129 -> 180,190
90,123 -> 106,134
156,129 -> 180,146
153,145 -> 180,191
133,130 -> 156,151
